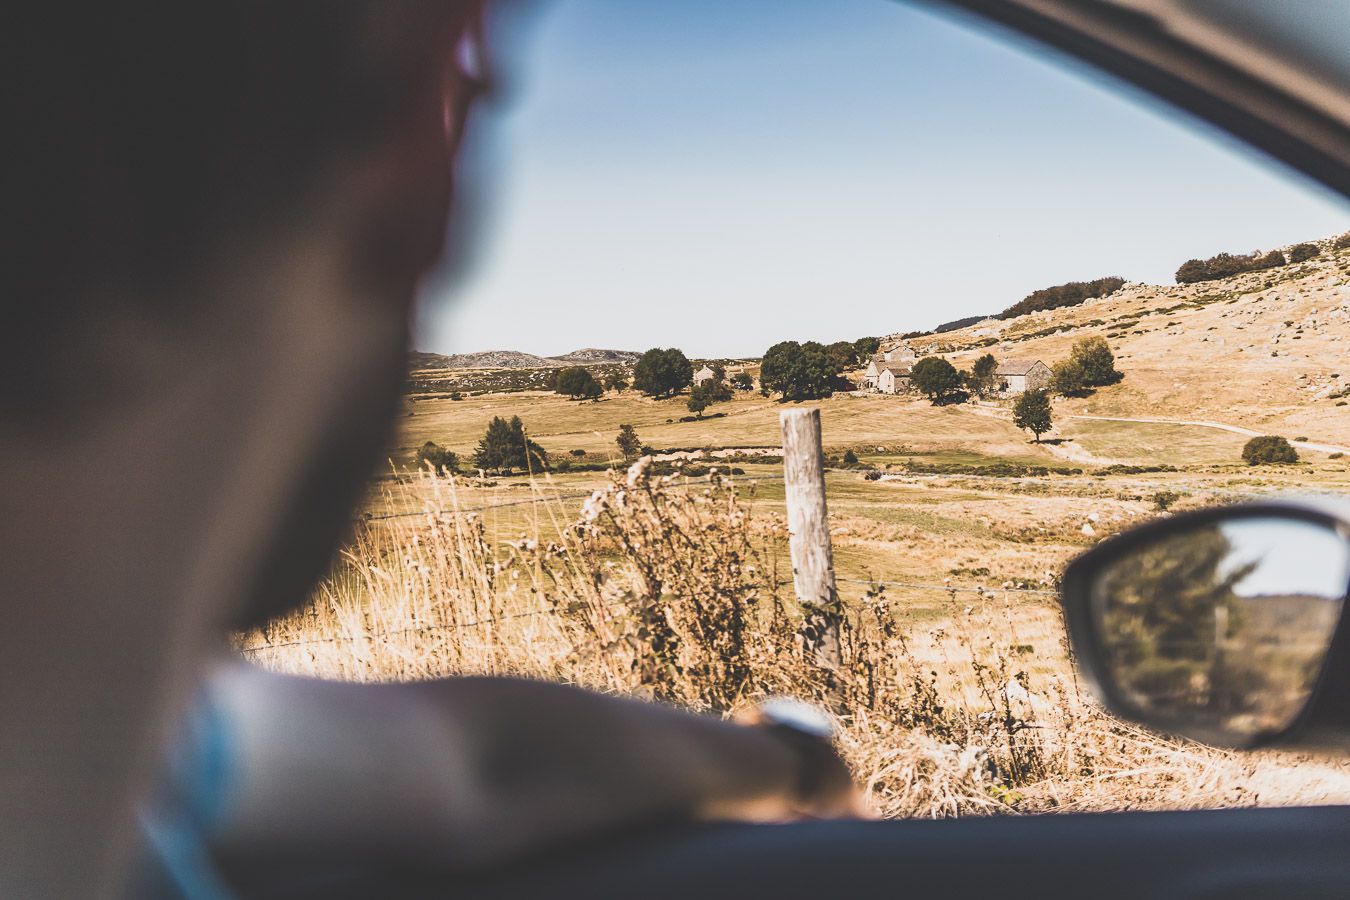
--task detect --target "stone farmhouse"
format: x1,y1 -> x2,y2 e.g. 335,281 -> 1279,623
862,342 -> 918,390
996,359 -> 1052,395
693,365 -> 717,385
876,364 -> 913,394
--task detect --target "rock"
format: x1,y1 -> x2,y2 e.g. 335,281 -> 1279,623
1081,523 -> 1097,537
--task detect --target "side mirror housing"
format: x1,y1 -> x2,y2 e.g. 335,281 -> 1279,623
1061,499 -> 1350,749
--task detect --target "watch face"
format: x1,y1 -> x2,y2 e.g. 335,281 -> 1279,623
759,698 -> 835,739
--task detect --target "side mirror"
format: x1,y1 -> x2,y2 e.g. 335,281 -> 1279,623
1061,501 -> 1350,749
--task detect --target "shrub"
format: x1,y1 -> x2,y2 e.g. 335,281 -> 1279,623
1288,242 -> 1321,264
1241,435 -> 1299,466
570,448 -> 587,457
604,371 -> 630,392
1331,452 -> 1344,460
1176,247 -> 1291,284
449,391 -> 464,401
415,441 -> 459,475
730,372 -> 755,392
1333,233 -> 1350,251
1152,491 -> 1180,511
842,449 -> 859,466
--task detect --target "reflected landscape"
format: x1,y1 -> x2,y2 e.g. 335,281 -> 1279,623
1092,517 -> 1350,741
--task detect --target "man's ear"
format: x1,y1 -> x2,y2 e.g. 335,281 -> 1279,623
350,18 -> 480,306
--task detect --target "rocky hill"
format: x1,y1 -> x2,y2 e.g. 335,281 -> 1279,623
410,348 -> 640,370
887,232 -> 1350,443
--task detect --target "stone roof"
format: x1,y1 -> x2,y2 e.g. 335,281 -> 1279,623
879,364 -> 912,376
995,359 -> 1046,376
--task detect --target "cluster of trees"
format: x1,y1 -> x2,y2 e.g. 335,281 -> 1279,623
633,347 -> 693,397
1051,336 -> 1122,396
554,366 -> 603,400
751,336 -> 882,402
1175,248 -> 1287,284
760,341 -> 842,402
998,277 -> 1125,320
1173,240 -> 1332,285
687,364 -> 733,418
909,352 -> 1001,405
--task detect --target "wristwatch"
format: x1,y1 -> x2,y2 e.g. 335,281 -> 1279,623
754,698 -> 840,805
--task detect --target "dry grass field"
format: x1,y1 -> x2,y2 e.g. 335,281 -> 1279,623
243,234 -> 1350,818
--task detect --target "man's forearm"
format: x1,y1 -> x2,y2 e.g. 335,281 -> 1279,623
201,664 -> 803,869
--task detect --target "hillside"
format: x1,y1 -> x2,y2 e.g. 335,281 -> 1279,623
411,348 -> 640,370
888,233 -> 1350,443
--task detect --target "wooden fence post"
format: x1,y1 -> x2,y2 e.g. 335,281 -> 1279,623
779,408 -> 842,675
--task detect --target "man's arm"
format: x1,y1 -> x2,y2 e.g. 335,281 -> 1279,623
199,663 -> 856,871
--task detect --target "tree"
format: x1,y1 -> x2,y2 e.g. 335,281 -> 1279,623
686,386 -> 711,418
826,340 -> 858,371
1012,389 -> 1053,442
1242,435 -> 1299,465
1052,357 -> 1089,396
730,372 -> 755,392
853,336 -> 881,360
1069,336 -> 1121,387
759,340 -> 840,401
555,366 -> 602,400
473,416 -> 549,474
970,353 -> 998,398
1289,242 -> 1321,264
605,371 -> 629,392
632,347 -> 693,397
910,356 -> 962,404
416,441 -> 458,475
616,424 -> 642,460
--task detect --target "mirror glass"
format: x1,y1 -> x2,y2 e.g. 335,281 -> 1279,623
1091,516 -> 1350,742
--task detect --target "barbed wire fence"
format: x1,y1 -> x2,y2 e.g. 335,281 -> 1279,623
241,459 -> 1336,657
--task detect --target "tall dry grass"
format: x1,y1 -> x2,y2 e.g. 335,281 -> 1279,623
240,461 -> 1350,817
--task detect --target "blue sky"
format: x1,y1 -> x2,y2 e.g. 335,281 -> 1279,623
418,0 -> 1349,358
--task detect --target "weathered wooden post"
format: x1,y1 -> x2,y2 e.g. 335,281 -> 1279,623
779,408 -> 842,676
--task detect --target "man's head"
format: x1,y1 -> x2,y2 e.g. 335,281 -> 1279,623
6,2 -> 486,628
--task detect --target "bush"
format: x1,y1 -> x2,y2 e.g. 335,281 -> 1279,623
1052,358 -> 1089,396
1333,233 -> 1350,251
842,449 -> 859,466
570,448 -> 587,457
1241,435 -> 1299,466
1331,452 -> 1344,460
1288,242 -> 1321,264
1153,491 -> 1180,511
730,372 -> 755,392
1176,248 -> 1290,284
415,441 -> 458,475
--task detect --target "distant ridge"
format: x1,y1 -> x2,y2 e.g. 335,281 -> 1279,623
410,348 -> 641,370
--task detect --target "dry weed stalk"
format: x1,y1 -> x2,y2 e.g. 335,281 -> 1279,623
239,461 -> 1350,817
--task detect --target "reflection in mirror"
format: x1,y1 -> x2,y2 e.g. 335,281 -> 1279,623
1091,517 -> 1350,742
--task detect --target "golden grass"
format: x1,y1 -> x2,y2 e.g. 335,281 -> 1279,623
241,463 -> 1350,818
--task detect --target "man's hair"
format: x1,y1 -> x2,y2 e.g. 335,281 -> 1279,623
5,3 -> 476,418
